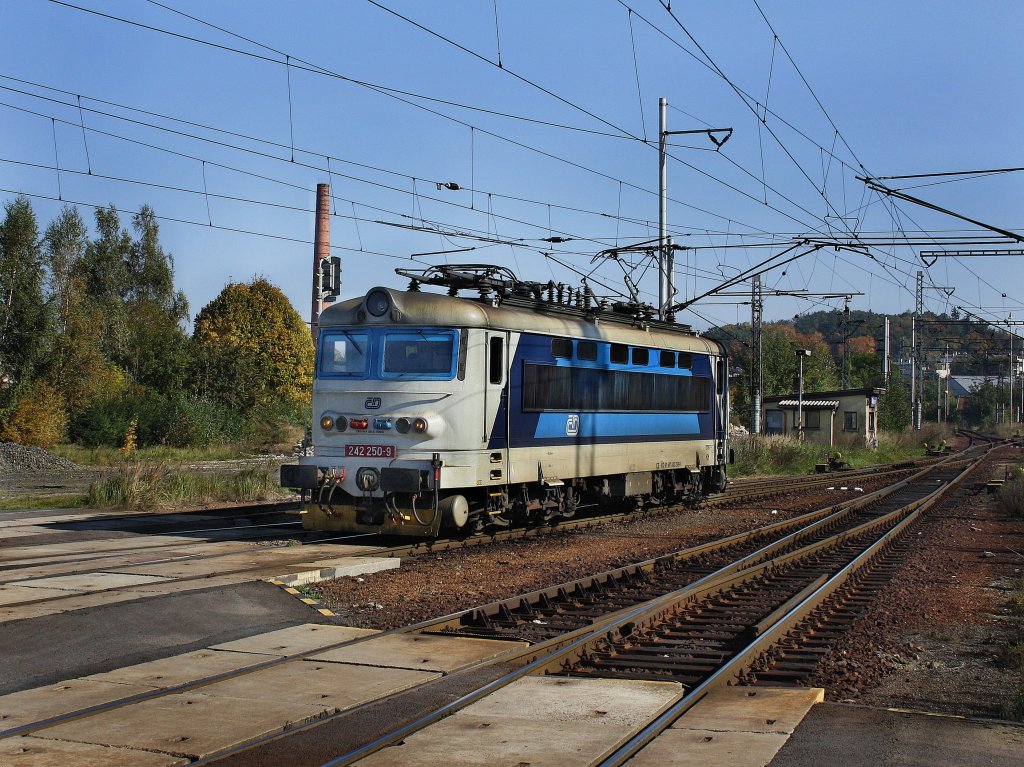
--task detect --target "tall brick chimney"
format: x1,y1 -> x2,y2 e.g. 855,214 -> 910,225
311,183 -> 331,340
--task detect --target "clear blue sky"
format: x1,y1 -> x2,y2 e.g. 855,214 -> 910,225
2,0 -> 1022,334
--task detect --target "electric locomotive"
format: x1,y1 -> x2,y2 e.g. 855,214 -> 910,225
281,265 -> 731,537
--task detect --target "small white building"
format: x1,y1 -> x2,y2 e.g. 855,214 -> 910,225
762,387 -> 885,447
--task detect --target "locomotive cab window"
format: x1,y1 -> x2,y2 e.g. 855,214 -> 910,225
631,348 -> 649,366
381,331 -> 457,379
577,341 -> 598,361
319,331 -> 369,377
552,338 -> 572,358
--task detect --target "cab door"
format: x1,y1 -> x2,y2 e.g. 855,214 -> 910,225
484,331 -> 510,483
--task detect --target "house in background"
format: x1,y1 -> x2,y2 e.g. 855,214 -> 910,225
762,387 -> 885,447
947,375 -> 992,414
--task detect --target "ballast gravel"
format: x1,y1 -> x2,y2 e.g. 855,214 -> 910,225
0,441 -> 77,474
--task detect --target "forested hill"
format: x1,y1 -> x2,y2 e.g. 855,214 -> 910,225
705,306 -> 1014,430
709,307 -> 1015,376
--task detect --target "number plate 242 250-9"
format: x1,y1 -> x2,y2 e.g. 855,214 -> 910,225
344,444 -> 396,458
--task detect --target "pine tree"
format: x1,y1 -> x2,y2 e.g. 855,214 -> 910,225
0,197 -> 50,419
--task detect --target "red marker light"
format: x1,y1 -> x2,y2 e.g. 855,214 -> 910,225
350,418 -> 369,430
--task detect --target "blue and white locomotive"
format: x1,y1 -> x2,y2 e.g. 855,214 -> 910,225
281,265 -> 731,537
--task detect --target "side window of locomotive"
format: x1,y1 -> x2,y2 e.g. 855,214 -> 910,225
551,338 -> 572,359
610,344 -> 628,364
381,331 -> 457,379
319,332 -> 369,377
659,350 -> 675,368
577,341 -> 598,361
631,347 -> 649,366
677,352 -> 692,370
489,336 -> 504,384
716,358 -> 727,394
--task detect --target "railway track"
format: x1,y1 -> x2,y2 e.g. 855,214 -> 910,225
2,446 -> 983,766
0,455 -> 931,604
310,445 -> 990,767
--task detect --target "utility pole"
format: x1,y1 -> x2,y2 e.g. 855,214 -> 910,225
658,97 -> 669,321
839,297 -> 853,389
913,270 -> 924,429
1010,318 -> 1015,424
751,274 -> 763,434
883,317 -> 890,386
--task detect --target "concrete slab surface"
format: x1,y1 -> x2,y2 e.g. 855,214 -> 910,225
12,572 -> 170,592
310,632 -> 528,673
210,623 -> 378,656
629,727 -> 791,767
768,703 -> 1024,767
0,581 -> 317,695
0,678 -> 153,731
87,648 -> 276,688
0,588 -> 159,622
673,686 -> 825,735
0,549 -> 205,584
0,735 -> 187,766
274,556 -> 400,585
39,692 -> 331,760
0,584 -> 79,606
194,659 -> 437,709
356,677 -> 682,767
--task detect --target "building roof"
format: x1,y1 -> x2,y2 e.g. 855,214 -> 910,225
775,400 -> 840,409
947,375 -> 995,398
763,387 -> 884,404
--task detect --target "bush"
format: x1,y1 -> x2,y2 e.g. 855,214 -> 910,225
731,435 -> 824,476
70,390 -> 250,448
0,380 -> 68,448
995,472 -> 1024,519
164,394 -> 249,448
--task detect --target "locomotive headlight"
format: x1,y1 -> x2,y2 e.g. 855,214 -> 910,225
365,288 -> 390,317
319,414 -> 335,431
395,417 -> 411,434
336,416 -> 348,432
413,417 -> 428,433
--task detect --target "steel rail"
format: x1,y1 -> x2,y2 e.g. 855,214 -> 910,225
313,449 -> 988,767
0,453 -> 941,751
591,450 -> 988,766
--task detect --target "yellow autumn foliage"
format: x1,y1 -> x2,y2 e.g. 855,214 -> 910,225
0,379 -> 68,448
191,278 -> 314,417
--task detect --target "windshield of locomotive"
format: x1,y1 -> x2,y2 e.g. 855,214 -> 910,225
318,329 -> 457,379
319,331 -> 368,376
381,331 -> 455,377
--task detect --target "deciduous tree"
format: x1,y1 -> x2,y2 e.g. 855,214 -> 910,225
191,278 -> 313,419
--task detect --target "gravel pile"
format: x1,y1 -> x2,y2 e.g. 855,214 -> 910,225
0,442 -> 77,474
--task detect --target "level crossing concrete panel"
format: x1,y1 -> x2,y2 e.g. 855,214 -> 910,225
628,685 -> 825,767
356,676 -> 682,767
0,678 -> 153,730
0,735 -> 187,766
309,632 -> 528,673
209,622 -> 378,656
86,648 -> 277,688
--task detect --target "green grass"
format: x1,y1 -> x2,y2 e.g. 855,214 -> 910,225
51,443 -> 258,467
296,583 -> 323,600
86,462 -> 289,510
0,494 -> 88,511
730,431 -> 932,478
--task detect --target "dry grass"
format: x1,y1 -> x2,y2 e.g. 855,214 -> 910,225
86,461 -> 287,510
